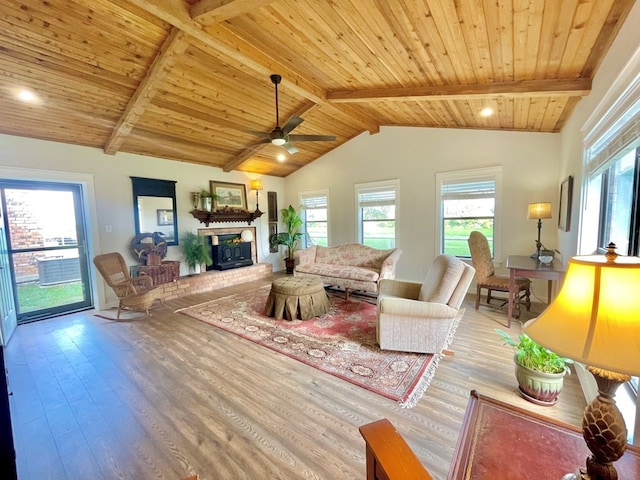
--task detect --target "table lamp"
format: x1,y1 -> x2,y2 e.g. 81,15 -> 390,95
250,179 -> 263,214
527,202 -> 552,258
523,243 -> 640,480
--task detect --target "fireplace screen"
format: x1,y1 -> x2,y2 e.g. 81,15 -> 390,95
207,235 -> 253,271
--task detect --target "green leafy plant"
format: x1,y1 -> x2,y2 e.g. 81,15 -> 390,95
497,329 -> 573,374
180,231 -> 212,271
269,204 -> 303,259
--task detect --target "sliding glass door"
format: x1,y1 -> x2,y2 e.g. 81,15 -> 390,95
0,180 -> 92,323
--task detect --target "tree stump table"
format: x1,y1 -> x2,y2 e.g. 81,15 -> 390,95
264,276 -> 330,320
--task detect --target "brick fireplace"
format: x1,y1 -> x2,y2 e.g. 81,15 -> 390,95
149,226 -> 270,302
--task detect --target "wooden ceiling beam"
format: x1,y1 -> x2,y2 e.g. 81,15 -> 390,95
191,0 -> 276,24
104,28 -> 190,155
127,0 -> 379,133
326,78 -> 592,103
223,142 -> 268,172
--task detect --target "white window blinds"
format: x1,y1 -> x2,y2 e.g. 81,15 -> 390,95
586,74 -> 640,175
300,193 -> 327,209
441,179 -> 496,200
357,186 -> 396,207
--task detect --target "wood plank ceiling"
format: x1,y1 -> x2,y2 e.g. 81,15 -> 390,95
0,0 -> 635,177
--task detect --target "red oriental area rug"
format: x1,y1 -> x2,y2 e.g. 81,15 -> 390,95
178,286 -> 443,407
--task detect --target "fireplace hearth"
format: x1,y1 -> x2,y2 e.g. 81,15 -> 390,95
207,234 -> 253,271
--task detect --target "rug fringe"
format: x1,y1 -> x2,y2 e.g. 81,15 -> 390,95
400,352 -> 443,408
399,308 -> 465,408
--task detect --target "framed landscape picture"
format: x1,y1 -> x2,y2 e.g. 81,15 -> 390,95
210,181 -> 248,211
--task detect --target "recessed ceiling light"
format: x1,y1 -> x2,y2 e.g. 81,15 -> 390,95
480,107 -> 493,117
17,89 -> 37,102
277,153 -> 286,162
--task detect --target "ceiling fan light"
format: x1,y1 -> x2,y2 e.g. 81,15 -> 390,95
271,138 -> 286,146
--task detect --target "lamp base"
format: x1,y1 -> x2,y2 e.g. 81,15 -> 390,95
571,367 -> 630,480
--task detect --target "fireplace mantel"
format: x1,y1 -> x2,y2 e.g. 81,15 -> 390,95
190,209 -> 263,226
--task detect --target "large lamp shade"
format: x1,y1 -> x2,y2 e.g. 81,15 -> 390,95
524,254 -> 640,377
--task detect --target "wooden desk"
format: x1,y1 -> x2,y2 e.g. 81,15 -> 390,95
506,255 -> 565,327
449,391 -> 640,479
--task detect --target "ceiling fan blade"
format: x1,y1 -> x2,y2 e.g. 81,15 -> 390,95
283,142 -> 299,154
287,134 -> 337,142
247,131 -> 272,139
281,115 -> 304,135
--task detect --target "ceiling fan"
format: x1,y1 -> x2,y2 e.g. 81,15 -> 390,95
249,74 -> 336,154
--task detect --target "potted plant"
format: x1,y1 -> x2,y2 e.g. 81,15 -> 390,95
497,329 -> 573,406
180,231 -> 212,275
270,204 -> 303,274
199,188 -> 213,211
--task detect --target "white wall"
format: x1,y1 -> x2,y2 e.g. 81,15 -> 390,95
558,1 -> 640,259
0,135 -> 285,308
285,126 -> 560,281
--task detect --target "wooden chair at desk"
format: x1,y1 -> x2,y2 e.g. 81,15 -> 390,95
467,231 -> 531,318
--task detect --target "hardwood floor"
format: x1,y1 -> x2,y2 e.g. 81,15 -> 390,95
5,276 -> 585,480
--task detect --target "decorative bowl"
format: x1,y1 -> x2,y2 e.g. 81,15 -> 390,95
538,255 -> 554,265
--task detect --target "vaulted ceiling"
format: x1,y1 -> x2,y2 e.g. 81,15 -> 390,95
0,0 -> 636,177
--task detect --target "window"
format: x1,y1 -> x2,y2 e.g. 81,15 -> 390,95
355,180 -> 398,248
299,191 -> 328,248
581,72 -> 640,443
436,167 -> 502,258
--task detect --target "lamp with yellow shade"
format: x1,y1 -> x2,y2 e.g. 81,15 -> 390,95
524,243 -> 640,480
250,179 -> 263,215
527,202 -> 552,258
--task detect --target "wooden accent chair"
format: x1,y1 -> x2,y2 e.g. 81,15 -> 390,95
93,252 -> 163,320
376,254 -> 475,354
467,231 -> 530,317
359,418 -> 433,480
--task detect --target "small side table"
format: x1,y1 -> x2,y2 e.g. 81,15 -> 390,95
448,391 -> 640,479
264,276 -> 330,320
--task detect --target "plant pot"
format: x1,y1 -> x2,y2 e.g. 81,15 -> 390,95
513,355 -> 565,406
201,197 -> 212,211
285,257 -> 295,274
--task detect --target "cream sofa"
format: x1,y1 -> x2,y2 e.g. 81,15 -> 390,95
294,244 -> 402,297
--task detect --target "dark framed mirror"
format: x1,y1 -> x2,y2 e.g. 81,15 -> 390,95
131,177 -> 178,246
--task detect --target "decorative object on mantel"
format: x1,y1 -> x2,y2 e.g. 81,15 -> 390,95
180,231 -> 212,275
199,188 -> 213,211
269,205 -> 303,274
129,232 -> 168,265
527,201 -> 552,258
524,244 -> 640,480
190,191 -> 200,210
250,179 -> 263,215
240,229 -> 254,243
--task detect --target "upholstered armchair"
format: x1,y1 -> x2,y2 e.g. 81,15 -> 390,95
93,252 -> 164,320
376,254 -> 475,354
467,231 -> 531,317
